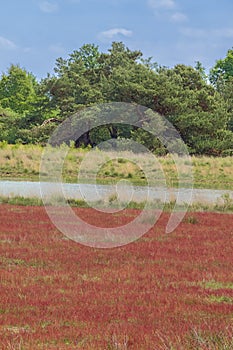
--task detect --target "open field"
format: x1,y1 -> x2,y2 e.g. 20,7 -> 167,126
0,204 -> 232,349
0,144 -> 232,189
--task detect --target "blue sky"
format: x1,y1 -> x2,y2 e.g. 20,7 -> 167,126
1,0 -> 233,79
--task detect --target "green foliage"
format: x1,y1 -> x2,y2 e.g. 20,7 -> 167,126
0,65 -> 37,115
215,76 -> 233,132
0,107 -> 21,143
148,64 -> 231,155
0,43 -> 232,155
209,48 -> 233,134
194,60 -> 207,81
209,47 -> 233,86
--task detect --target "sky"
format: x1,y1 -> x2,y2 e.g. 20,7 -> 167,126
1,0 -> 233,79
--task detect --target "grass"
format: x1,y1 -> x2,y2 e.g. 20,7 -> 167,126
154,327 -> 233,350
4,330 -> 233,350
202,280 -> 233,290
187,329 -> 233,350
0,144 -> 232,189
0,193 -> 232,212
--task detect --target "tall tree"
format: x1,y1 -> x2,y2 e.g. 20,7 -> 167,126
209,48 -> 233,133
0,65 -> 37,115
209,48 -> 233,86
150,64 -> 231,154
24,42 -> 232,154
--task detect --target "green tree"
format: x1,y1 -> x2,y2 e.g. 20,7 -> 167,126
0,107 -> 20,143
43,42 -> 155,146
194,61 -> 207,82
209,48 -> 233,133
0,65 -> 60,144
0,65 -> 37,115
36,42 -> 233,154
215,77 -> 233,133
209,48 -> 233,86
150,64 -> 231,154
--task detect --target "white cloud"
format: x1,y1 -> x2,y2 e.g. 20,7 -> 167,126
99,28 -> 133,40
39,1 -> 58,13
148,0 -> 175,10
171,12 -> 188,22
0,36 -> 17,50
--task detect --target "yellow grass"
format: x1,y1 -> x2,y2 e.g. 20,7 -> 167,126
0,144 -> 232,189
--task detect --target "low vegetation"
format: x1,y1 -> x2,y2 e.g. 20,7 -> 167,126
0,144 -> 232,189
0,192 -> 233,213
0,205 -> 232,349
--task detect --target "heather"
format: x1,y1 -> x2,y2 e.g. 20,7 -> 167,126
0,205 -> 232,349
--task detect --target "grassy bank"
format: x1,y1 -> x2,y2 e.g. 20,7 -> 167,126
0,193 -> 232,212
0,144 -> 232,189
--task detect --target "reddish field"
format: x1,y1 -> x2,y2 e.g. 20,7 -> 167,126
0,204 -> 233,349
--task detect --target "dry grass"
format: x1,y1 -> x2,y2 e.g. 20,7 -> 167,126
0,145 -> 232,189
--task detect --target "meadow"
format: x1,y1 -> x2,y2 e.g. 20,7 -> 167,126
0,144 -> 233,190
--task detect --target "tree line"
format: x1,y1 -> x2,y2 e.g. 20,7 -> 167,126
0,42 -> 232,155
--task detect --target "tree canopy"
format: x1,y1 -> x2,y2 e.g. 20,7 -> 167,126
0,43 -> 232,155
210,48 -> 233,86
